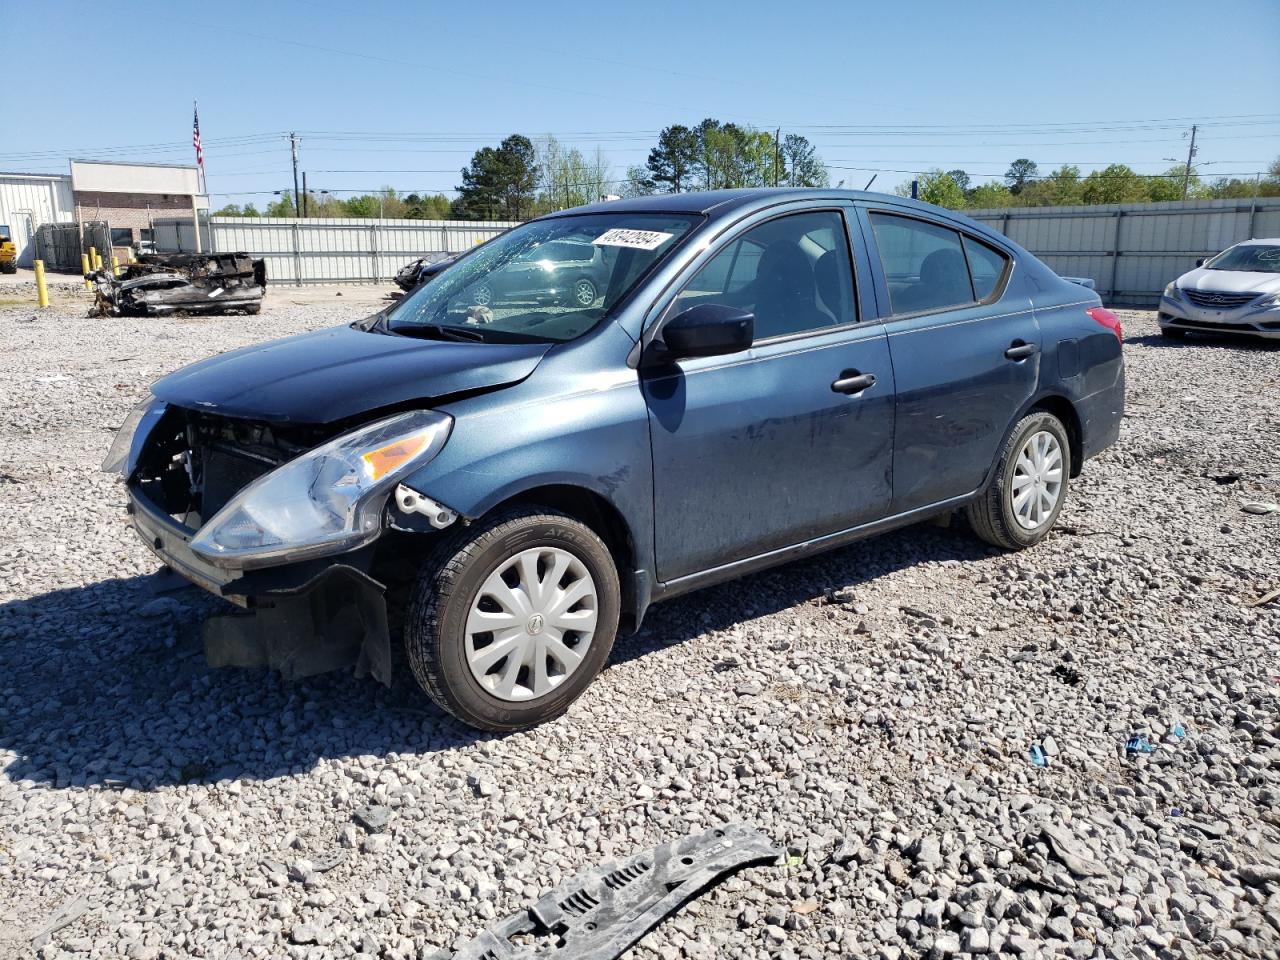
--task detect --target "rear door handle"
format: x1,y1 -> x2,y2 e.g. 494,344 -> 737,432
1005,341 -> 1037,360
832,371 -> 877,394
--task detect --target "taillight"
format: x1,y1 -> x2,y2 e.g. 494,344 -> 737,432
1087,306 -> 1123,342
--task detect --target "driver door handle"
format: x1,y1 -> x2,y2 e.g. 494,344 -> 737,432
1005,340 -> 1037,360
832,371 -> 877,395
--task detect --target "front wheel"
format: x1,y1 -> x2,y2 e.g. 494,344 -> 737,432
404,508 -> 619,731
571,277 -> 597,307
966,411 -> 1071,550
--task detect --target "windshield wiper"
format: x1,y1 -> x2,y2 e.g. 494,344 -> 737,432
395,323 -> 488,343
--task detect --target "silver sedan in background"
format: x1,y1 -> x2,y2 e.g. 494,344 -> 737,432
1159,238 -> 1280,340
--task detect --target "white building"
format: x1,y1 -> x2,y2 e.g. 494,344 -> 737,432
0,172 -> 75,267
0,160 -> 208,268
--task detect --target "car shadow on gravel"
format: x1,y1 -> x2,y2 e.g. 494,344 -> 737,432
613,522 -> 996,665
0,573 -> 491,792
0,523 -> 992,792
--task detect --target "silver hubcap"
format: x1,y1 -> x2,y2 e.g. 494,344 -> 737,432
473,283 -> 492,306
1011,430 -> 1064,530
574,279 -> 595,306
465,547 -> 598,702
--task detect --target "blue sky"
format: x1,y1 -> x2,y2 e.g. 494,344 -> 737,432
3,0 -> 1279,204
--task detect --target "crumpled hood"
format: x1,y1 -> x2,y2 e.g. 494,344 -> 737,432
1177,268 -> 1280,296
152,324 -> 552,423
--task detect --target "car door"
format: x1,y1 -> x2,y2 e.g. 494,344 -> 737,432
643,207 -> 896,584
857,207 -> 1040,514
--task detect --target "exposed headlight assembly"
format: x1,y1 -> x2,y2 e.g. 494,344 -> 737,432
190,410 -> 452,569
102,396 -> 167,477
1162,282 -> 1180,300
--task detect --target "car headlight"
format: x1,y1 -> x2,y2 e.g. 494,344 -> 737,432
102,396 -> 167,477
1256,292 -> 1280,309
1162,282 -> 1179,300
189,410 -> 452,569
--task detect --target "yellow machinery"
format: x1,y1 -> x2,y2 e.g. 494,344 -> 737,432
0,225 -> 17,274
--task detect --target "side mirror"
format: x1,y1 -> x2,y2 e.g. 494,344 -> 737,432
1195,258 -> 1206,268
658,303 -> 754,360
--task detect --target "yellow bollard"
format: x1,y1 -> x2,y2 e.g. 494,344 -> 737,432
34,259 -> 49,308
89,246 -> 98,271
111,256 -> 120,277
81,253 -> 92,290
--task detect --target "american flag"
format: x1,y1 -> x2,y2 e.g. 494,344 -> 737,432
192,104 -> 204,175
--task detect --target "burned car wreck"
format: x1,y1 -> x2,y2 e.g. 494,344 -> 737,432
93,252 -> 267,317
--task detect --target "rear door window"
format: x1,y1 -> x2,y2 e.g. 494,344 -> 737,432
869,213 -> 974,315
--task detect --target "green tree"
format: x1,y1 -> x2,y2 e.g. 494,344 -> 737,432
1004,158 -> 1039,195
621,165 -> 656,198
265,194 -> 296,217
645,124 -> 700,193
1146,165 -> 1198,202
1018,165 -> 1084,206
698,120 -> 776,189
404,193 -> 453,219
782,134 -> 829,187
965,182 -> 1016,208
242,203 -> 261,217
896,169 -> 966,209
946,169 -> 971,194
212,203 -> 244,217
455,134 -> 539,220
536,136 -> 613,212
1081,164 -> 1148,204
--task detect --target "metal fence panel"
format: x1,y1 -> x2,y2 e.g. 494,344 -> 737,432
175,216 -> 518,285
968,197 -> 1280,307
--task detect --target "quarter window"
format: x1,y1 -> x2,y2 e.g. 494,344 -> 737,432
964,235 -> 1010,301
672,210 -> 856,340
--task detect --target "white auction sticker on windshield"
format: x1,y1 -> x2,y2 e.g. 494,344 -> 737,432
593,228 -> 673,250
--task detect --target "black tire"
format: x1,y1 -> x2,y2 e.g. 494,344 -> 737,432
966,411 -> 1072,550
404,507 -> 619,731
1160,326 -> 1186,339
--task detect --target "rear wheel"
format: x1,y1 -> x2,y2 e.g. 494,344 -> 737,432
967,411 -> 1071,550
404,508 -> 619,731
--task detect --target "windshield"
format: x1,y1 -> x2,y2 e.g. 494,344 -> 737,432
1204,244 -> 1280,274
387,213 -> 700,342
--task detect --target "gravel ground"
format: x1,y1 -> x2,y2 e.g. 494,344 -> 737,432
1,286 -> 1278,960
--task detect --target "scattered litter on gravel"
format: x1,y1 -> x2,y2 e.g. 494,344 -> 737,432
1,290 -> 1278,959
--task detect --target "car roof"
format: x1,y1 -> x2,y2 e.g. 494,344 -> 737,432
555,188 -> 966,221
1230,237 -> 1280,246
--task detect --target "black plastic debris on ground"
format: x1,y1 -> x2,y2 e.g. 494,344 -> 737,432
1051,663 -> 1083,686
434,822 -> 779,960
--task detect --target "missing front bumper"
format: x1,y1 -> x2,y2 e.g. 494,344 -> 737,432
128,485 -> 393,685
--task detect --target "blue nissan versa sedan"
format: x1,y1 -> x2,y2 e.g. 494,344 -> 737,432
105,189 -> 1125,731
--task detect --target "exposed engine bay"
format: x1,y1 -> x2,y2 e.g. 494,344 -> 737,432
93,252 -> 267,317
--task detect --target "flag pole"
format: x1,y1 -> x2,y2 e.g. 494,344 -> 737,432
193,100 -> 204,253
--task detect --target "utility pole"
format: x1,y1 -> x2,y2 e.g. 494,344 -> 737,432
290,133 -> 301,217
774,128 -> 781,188
1180,124 -> 1198,201
302,171 -> 308,217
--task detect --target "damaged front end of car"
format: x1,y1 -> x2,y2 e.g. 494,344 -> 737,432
93,252 -> 267,317
105,398 -> 454,685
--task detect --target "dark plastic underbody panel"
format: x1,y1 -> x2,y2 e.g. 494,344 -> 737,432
437,823 -> 779,960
